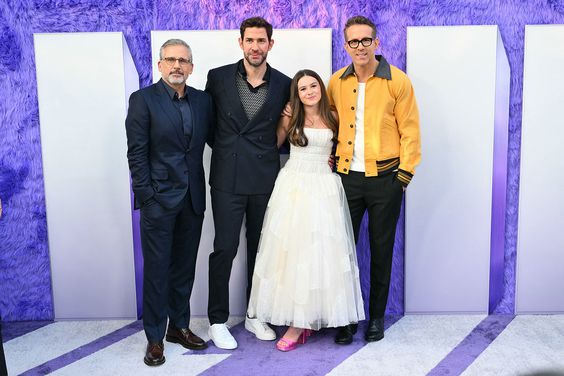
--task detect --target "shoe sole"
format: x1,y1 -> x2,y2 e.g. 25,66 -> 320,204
276,345 -> 297,352
335,338 -> 353,345
244,321 -> 276,341
143,356 -> 165,366
365,333 -> 384,342
165,335 -> 208,350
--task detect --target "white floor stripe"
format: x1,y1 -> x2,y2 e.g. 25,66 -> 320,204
51,331 -> 228,376
463,315 -> 564,376
51,317 -> 243,376
328,315 -> 486,376
8,316 -> 564,375
5,320 -> 134,375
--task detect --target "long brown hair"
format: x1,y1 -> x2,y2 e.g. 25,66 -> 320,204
287,70 -> 338,147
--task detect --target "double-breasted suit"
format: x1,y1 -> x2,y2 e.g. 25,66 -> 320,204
205,61 -> 291,324
126,79 -> 212,342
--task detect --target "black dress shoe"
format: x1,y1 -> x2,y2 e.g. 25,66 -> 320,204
335,323 -> 358,345
144,341 -> 165,366
365,318 -> 384,342
166,326 -> 208,350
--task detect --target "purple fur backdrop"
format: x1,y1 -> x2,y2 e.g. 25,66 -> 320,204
1,0 -> 564,321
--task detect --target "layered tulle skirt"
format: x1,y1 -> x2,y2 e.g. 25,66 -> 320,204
247,153 -> 365,330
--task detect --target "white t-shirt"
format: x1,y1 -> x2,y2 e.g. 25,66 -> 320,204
350,83 -> 366,172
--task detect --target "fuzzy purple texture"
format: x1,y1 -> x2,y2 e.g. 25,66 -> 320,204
2,0 -> 564,321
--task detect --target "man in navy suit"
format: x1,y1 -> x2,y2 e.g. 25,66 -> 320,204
205,17 -> 291,349
126,39 -> 212,366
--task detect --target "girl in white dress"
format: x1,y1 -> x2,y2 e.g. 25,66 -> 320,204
247,70 -> 364,351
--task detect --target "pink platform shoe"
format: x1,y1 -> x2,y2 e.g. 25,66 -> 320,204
276,329 -> 312,352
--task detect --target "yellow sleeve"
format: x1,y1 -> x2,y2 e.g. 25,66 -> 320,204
327,74 -> 337,112
394,73 -> 421,180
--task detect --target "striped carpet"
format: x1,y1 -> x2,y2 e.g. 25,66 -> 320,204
3,315 -> 564,376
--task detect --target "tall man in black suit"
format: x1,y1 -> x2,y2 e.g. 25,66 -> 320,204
126,39 -> 212,366
205,17 -> 291,349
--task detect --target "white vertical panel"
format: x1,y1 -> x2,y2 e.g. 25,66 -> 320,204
405,26 -> 504,313
517,25 -> 564,313
34,32 -> 138,319
151,29 -> 332,316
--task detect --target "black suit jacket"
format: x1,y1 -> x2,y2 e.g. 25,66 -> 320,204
205,61 -> 291,195
126,79 -> 212,213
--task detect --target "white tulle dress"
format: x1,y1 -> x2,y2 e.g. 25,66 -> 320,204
247,127 -> 365,330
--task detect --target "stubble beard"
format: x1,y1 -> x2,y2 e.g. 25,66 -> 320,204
244,51 -> 267,68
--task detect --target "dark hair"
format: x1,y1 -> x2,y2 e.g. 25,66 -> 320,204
344,16 -> 377,40
287,70 -> 338,147
240,17 -> 273,41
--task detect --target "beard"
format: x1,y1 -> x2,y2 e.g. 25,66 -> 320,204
165,70 -> 186,85
244,51 -> 268,67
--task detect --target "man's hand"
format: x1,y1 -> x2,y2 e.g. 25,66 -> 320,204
281,102 -> 292,117
328,155 -> 335,169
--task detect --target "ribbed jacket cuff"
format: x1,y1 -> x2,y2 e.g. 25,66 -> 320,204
396,169 -> 413,187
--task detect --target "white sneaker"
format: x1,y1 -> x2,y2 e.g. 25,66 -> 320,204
208,323 -> 237,349
245,316 -> 276,341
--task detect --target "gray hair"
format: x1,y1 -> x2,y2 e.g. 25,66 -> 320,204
159,39 -> 192,60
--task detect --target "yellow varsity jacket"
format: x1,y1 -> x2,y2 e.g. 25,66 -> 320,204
328,55 -> 421,185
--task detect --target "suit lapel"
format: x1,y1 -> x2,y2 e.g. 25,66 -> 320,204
223,64 -> 249,129
186,86 -> 198,150
154,80 -> 188,148
239,70 -> 278,133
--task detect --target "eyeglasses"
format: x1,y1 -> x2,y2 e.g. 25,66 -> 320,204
347,38 -> 373,49
161,57 -> 192,66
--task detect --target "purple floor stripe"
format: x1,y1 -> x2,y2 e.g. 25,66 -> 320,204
427,315 -> 515,376
19,320 -> 143,376
196,316 -> 403,376
1,321 -> 53,342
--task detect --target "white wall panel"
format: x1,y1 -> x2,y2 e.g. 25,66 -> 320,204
405,26 -> 508,313
517,25 -> 564,313
34,32 -> 138,319
151,29 -> 332,316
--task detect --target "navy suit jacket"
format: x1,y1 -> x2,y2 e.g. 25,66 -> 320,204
205,61 -> 291,195
126,79 -> 212,213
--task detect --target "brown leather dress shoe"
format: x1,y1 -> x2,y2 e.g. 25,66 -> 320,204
144,341 -> 165,366
166,326 -> 208,350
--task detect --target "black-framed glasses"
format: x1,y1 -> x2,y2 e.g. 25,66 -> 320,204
347,38 -> 373,49
162,57 -> 192,66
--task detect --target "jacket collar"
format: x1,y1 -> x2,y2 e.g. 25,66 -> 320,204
237,59 -> 272,82
159,78 -> 187,99
339,55 -> 392,80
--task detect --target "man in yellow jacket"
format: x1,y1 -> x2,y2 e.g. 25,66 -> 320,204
329,16 -> 421,344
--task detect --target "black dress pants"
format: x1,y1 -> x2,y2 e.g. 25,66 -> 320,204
140,193 -> 203,342
340,170 -> 404,319
208,187 -> 270,324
